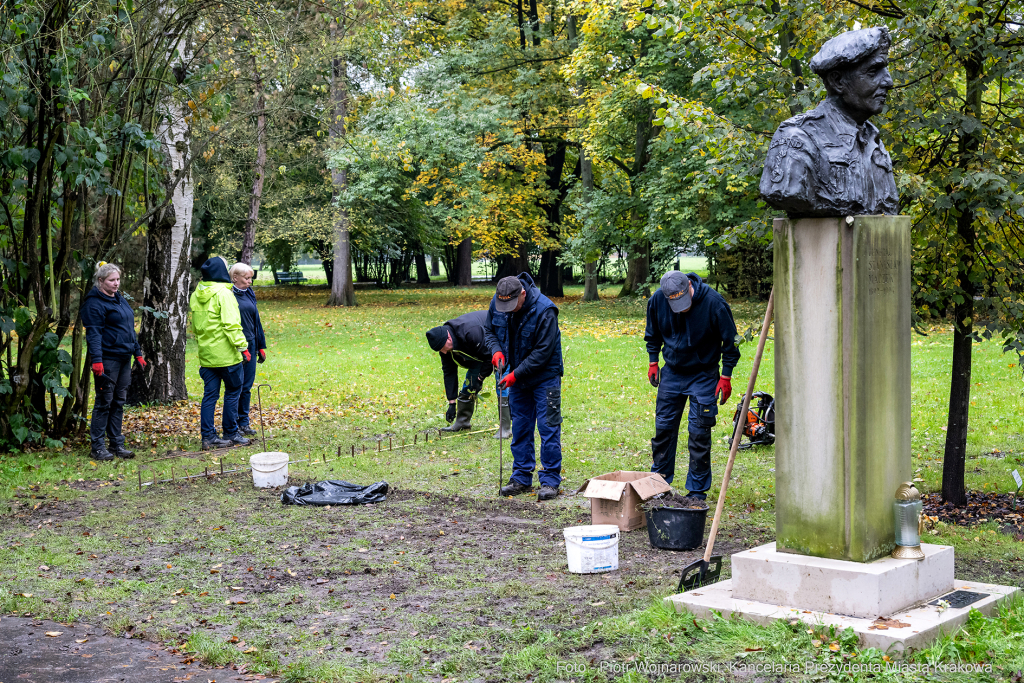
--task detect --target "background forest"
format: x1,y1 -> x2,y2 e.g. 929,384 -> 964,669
1,0 -> 1024,506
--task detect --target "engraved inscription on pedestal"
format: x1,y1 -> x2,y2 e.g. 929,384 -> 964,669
866,247 -> 897,296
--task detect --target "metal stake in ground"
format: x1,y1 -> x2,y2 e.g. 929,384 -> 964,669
679,287 -> 775,592
256,384 -> 272,452
496,367 -> 504,494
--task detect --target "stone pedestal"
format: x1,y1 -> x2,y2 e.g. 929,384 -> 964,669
731,542 -> 953,618
774,215 -> 912,562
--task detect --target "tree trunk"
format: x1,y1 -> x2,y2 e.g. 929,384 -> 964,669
430,254 -> 440,277
568,15 -> 600,303
240,57 -> 267,265
415,252 -> 430,284
129,33 -> 194,405
619,101 -> 654,298
620,243 -> 650,297
326,35 -> 356,307
456,238 -> 473,286
537,141 -> 567,297
941,55 -> 984,507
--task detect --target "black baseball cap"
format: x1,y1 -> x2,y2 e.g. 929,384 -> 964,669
661,271 -> 693,313
495,276 -> 524,313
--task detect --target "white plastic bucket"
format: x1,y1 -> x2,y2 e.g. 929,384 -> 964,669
249,452 -> 289,488
563,524 -> 620,574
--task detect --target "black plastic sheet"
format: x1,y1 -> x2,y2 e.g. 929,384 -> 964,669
280,480 -> 389,506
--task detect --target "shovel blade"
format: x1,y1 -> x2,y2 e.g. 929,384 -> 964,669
677,555 -> 723,592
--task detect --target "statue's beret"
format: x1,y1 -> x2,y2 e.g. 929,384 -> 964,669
809,27 -> 891,75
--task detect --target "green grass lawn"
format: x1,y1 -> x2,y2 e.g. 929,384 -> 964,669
1,284 -> 1023,682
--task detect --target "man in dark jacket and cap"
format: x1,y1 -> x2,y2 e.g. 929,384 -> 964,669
425,310 -> 509,436
484,273 -> 564,501
646,271 -> 739,498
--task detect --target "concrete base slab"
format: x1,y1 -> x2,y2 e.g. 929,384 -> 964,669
732,542 -> 954,618
666,579 -> 1018,651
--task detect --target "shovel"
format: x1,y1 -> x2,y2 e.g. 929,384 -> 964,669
678,287 -> 775,592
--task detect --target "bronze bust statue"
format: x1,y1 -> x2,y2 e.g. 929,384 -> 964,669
760,27 -> 900,217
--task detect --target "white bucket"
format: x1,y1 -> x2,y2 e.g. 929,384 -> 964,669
249,452 -> 289,488
563,524 -> 620,574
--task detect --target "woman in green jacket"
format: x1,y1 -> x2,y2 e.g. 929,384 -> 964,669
190,257 -> 252,450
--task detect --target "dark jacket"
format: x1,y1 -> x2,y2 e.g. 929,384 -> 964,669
645,273 -> 740,377
484,272 -> 563,389
232,287 -> 267,352
80,287 -> 143,364
439,310 -> 492,400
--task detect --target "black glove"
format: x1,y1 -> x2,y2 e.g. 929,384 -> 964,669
445,402 -> 457,423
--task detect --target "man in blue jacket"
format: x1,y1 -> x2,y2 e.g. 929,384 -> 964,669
645,271 -> 740,498
484,273 -> 563,501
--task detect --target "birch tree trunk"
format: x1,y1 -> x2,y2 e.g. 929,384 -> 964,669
326,29 -> 357,307
128,36 -> 193,404
240,58 -> 267,265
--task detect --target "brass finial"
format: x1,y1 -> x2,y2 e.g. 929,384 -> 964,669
895,482 -> 921,501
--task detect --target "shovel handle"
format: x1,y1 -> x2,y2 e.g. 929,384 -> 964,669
703,288 -> 774,563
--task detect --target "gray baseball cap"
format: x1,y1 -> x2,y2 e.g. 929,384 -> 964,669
495,276 -> 524,313
660,271 -> 692,313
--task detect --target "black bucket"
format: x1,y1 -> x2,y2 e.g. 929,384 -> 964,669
645,506 -> 708,551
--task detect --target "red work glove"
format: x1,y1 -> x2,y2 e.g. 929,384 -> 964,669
242,349 -> 252,363
492,352 -> 506,369
135,356 -> 147,369
91,362 -> 104,376
648,362 -> 660,388
497,371 -> 516,389
257,349 -> 266,364
715,376 -> 732,405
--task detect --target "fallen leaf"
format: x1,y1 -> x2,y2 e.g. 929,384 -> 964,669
75,638 -> 88,643
812,639 -> 822,647
829,642 -> 840,651
590,601 -> 606,606
45,631 -> 63,637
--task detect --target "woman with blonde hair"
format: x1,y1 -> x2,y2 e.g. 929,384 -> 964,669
229,262 -> 267,435
80,262 -> 146,460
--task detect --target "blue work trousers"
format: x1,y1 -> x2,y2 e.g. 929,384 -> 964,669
508,375 -> 562,488
199,363 -> 244,440
237,341 -> 259,428
651,366 -> 719,491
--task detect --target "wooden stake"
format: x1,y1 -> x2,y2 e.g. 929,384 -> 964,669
336,445 -> 341,459
351,445 -> 355,458
137,467 -> 142,491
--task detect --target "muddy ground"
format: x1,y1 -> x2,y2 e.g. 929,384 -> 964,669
3,472 -> 1022,681
0,615 -> 237,682
0,472 -> 779,681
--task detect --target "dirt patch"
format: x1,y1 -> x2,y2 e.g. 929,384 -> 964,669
923,491 -> 1024,538
0,616 -> 234,683
0,481 -> 777,679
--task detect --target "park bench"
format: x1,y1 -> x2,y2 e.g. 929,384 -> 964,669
273,271 -> 307,285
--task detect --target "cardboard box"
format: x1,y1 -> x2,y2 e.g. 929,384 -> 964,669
577,471 -> 672,531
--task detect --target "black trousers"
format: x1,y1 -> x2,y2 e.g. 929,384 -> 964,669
90,354 -> 132,451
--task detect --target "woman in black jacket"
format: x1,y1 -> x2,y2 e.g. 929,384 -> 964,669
80,262 -> 146,461
229,262 -> 267,436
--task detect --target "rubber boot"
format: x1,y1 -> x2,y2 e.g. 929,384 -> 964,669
492,401 -> 512,439
440,394 -> 475,432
